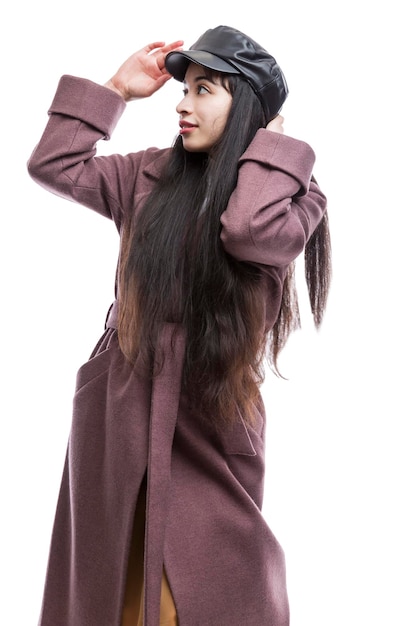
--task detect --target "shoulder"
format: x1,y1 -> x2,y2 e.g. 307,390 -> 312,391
133,146 -> 172,181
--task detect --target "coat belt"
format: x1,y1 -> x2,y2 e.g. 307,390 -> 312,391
106,300 -> 185,625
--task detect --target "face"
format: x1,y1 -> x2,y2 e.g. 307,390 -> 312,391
175,63 -> 233,153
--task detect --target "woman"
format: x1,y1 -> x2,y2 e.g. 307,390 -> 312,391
28,25 -> 331,626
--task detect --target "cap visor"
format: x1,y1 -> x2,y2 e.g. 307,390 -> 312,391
165,50 -> 239,81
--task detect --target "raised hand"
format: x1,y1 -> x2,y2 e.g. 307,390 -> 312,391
266,114 -> 285,134
105,40 -> 184,101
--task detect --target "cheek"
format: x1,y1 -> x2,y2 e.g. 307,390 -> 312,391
211,104 -> 231,135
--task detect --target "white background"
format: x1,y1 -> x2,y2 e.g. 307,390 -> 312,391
1,1 -> 416,624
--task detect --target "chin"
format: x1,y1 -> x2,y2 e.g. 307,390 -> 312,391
181,138 -> 211,153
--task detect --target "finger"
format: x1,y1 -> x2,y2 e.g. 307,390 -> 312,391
161,40 -> 184,53
143,40 -> 183,57
160,41 -> 184,71
143,41 -> 167,55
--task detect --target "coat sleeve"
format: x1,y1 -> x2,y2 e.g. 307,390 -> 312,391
220,128 -> 327,267
27,75 -> 150,231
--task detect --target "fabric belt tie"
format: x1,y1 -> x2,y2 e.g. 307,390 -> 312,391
106,301 -> 185,625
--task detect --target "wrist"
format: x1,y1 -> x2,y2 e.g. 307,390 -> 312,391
104,79 -> 126,101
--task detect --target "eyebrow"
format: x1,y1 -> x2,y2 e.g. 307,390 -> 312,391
184,74 -> 217,87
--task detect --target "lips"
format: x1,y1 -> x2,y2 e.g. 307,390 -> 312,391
179,120 -> 197,134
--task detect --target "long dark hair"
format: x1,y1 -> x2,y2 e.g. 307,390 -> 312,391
118,71 -> 331,426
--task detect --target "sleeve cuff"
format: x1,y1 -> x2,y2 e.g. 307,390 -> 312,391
241,129 -> 316,195
48,74 -> 127,139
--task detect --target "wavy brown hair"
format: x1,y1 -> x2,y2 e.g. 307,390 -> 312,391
118,71 -> 331,427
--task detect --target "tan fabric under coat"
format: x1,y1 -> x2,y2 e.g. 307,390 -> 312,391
122,485 -> 178,626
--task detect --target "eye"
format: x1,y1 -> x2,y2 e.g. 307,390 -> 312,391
197,84 -> 210,94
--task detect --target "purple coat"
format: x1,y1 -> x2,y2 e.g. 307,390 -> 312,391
27,75 -> 327,626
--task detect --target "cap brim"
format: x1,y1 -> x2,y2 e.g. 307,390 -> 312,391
165,50 -> 239,82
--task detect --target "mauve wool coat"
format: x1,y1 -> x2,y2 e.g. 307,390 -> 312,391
27,75 -> 327,626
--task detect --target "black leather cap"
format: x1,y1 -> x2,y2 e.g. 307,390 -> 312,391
165,25 -> 288,123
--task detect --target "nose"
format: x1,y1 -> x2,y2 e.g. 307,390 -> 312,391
176,93 -> 191,115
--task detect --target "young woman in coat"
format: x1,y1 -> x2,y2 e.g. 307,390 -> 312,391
27,24 -> 331,626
